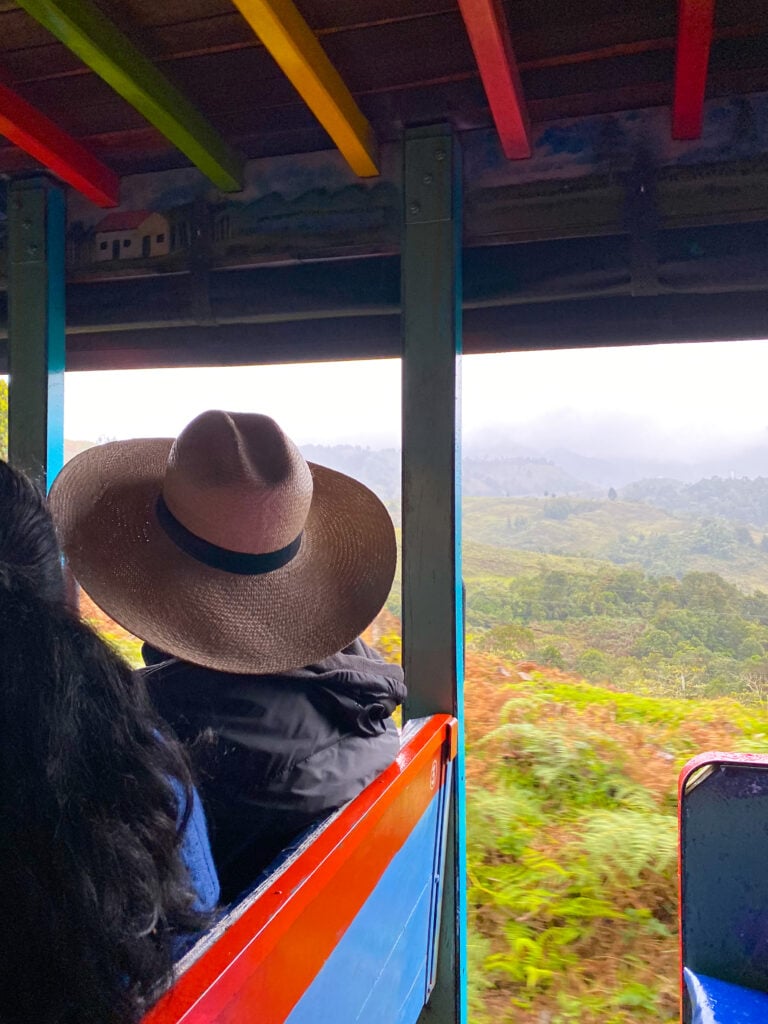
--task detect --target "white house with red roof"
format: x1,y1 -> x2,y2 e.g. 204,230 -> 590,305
94,210 -> 170,261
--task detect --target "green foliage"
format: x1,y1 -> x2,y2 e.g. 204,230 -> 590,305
462,669 -> 766,1023
459,488 -> 768,1021
575,809 -> 676,882
543,498 -> 581,520
623,475 -> 768,529
575,647 -> 612,678
96,629 -> 143,668
476,623 -> 535,660
465,557 -> 768,705
376,631 -> 402,664
462,495 -> 768,590
467,931 -> 496,1022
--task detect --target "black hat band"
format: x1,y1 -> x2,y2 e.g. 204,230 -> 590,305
156,495 -> 302,576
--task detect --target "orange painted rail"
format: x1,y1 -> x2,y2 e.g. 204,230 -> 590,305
145,713 -> 457,1024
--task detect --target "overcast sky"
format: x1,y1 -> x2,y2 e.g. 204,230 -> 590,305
62,340 -> 768,461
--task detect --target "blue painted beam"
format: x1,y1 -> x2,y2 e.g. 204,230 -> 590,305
401,126 -> 466,1024
7,177 -> 65,491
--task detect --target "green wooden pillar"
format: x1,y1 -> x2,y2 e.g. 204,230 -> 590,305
402,126 -> 466,1024
8,176 -> 66,490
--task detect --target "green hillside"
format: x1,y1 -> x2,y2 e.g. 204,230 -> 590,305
623,476 -> 768,528
463,495 -> 768,590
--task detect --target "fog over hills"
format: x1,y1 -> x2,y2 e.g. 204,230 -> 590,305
464,413 -> 768,487
66,415 -> 768,510
300,438 -> 768,504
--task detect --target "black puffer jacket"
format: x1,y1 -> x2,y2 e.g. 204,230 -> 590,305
143,638 -> 406,900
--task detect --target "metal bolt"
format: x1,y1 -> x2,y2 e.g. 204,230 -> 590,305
435,149 -> 446,161
27,243 -> 38,255
409,201 -> 421,214
22,218 -> 32,230
423,173 -> 433,184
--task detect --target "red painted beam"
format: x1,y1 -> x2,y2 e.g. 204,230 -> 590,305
672,0 -> 715,140
0,80 -> 118,206
457,0 -> 531,159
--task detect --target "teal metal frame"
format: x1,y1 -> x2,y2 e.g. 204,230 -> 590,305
8,176 -> 65,490
402,126 -> 467,1024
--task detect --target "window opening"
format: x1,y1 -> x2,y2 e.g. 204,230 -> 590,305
462,341 -> 768,1024
54,342 -> 768,1021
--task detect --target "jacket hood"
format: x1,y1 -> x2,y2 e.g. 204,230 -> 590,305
287,637 -> 406,736
142,637 -> 406,739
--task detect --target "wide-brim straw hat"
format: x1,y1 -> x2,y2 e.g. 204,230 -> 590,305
49,410 -> 397,674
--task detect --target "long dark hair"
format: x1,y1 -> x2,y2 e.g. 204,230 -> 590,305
0,459 -> 64,604
0,462 -> 209,1023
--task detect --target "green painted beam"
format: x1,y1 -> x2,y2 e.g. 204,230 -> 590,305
15,0 -> 243,192
401,126 -> 467,1024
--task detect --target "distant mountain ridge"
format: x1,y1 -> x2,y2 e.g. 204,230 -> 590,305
300,444 -> 595,501
621,476 -> 768,529
300,441 -> 768,506
65,439 -> 768,531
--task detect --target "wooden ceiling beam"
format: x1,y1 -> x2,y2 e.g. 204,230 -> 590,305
673,0 -> 715,139
13,0 -> 244,190
457,0 -> 531,159
0,78 -> 118,205
229,0 -> 379,176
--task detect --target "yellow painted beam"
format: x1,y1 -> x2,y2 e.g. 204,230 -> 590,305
230,0 -> 379,177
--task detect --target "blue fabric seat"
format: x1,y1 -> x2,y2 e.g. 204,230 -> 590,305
684,967 -> 768,1024
180,784 -> 220,913
168,780 -> 220,960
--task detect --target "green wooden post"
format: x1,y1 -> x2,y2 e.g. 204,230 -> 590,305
8,176 -> 66,490
402,126 -> 466,1024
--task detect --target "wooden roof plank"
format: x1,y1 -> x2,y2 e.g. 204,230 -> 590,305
457,0 -> 531,159
229,0 -> 379,176
13,0 -> 244,190
0,78 -> 118,205
673,0 -> 715,139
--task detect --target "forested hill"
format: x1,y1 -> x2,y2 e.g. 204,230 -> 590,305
300,444 -> 592,500
621,476 -> 768,528
463,496 -> 768,590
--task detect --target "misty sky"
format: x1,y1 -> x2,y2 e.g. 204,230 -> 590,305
62,340 -> 768,463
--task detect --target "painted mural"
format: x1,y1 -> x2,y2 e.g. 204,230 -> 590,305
464,92 -> 768,243
65,144 -> 401,279
2,90 -> 768,284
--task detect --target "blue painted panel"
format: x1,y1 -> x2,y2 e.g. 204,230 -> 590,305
684,968 -> 768,1024
425,760 -> 453,996
286,788 -> 443,1024
45,185 -> 65,491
